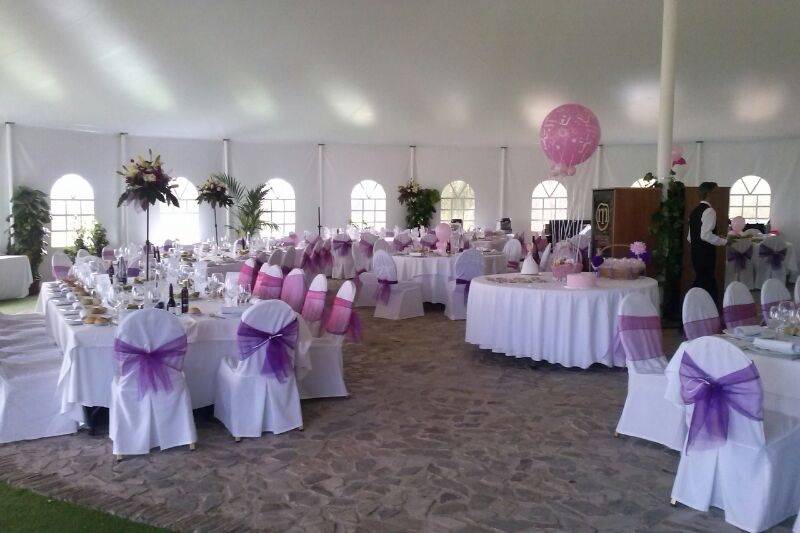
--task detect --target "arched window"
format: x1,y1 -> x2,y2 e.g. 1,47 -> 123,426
262,178 -> 296,237
530,179 -> 568,232
729,175 -> 771,223
155,177 -> 199,244
350,179 -> 386,228
631,177 -> 657,188
440,180 -> 476,229
50,174 -> 95,248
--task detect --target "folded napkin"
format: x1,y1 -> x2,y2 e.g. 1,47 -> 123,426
754,338 -> 800,355
734,325 -> 763,337
221,305 -> 250,315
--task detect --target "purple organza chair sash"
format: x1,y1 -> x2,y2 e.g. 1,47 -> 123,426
683,315 -> 721,340
236,319 -> 298,382
325,297 -> 362,342
762,299 -> 789,324
461,239 -> 470,250
238,260 -> 262,290
421,238 -> 437,250
301,290 -> 326,323
102,249 -> 115,261
726,246 -> 752,272
456,278 -> 471,304
358,238 -> 373,259
758,245 -> 787,270
609,315 -> 662,366
53,265 -> 70,279
114,334 -> 188,398
377,279 -> 398,305
723,303 -> 759,328
679,352 -> 762,451
319,247 -> 333,268
332,240 -> 353,257
127,267 -> 141,277
353,268 -> 367,289
253,273 -> 283,299
393,239 -> 411,252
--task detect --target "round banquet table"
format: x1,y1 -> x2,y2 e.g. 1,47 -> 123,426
392,252 -> 507,304
465,272 -> 660,369
0,255 -> 33,300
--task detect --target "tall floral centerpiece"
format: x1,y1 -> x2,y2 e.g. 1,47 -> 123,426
397,179 -> 441,229
116,150 -> 179,280
197,174 -> 234,246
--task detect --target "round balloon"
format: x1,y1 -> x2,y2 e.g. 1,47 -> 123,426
539,104 -> 601,172
435,222 -> 452,243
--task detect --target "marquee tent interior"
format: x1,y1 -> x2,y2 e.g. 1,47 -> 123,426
1,1 -> 800,532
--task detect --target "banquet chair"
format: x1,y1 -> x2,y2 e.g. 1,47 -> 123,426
612,293 -> 685,451
725,239 -> 755,289
299,241 -> 316,275
302,274 -> 328,337
331,234 -> 355,279
722,281 -> 759,329
51,252 -> 73,280
391,233 -> 412,253
666,336 -> 800,532
420,233 -> 438,250
755,235 -> 789,288
372,250 -> 424,320
520,253 -> 540,275
237,257 -> 262,291
253,264 -> 284,300
127,254 -> 143,278
539,243 -> 552,272
357,235 -> 374,271
743,228 -> 763,237
445,249 -> 485,321
109,309 -> 197,458
101,246 -> 116,262
280,268 -> 306,313
267,248 -> 284,267
321,239 -> 333,277
280,246 -> 297,276
489,237 -> 506,252
214,300 -> 309,439
352,239 -> 378,307
299,281 -> 358,399
760,278 -> 792,323
682,288 -> 721,340
503,239 -> 523,271
75,249 -> 90,264
795,280 -> 800,304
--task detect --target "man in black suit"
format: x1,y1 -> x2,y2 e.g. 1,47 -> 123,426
687,181 -> 728,302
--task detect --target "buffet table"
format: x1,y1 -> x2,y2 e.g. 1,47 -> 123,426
465,273 -> 659,368
393,251 -> 508,304
37,283 -> 311,422
0,255 -> 33,300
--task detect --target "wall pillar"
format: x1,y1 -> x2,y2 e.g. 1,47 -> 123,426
656,0 -> 678,183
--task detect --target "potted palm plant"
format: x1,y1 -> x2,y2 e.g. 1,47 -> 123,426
6,185 -> 52,294
217,174 -> 277,245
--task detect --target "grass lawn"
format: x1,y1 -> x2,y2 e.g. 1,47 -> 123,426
0,481 -> 169,532
0,295 -> 38,314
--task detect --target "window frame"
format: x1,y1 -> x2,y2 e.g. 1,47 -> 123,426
49,173 -> 95,248
261,178 -> 296,238
728,175 -> 771,224
440,180 -> 476,230
530,179 -> 568,232
156,176 -> 200,244
350,179 -> 387,229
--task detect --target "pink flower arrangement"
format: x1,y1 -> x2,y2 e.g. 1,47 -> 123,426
629,241 -> 647,257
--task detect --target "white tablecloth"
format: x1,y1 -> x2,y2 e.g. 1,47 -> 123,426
465,273 -> 660,368
666,336 -> 800,417
37,284 -> 311,421
0,255 -> 33,300
392,252 -> 508,304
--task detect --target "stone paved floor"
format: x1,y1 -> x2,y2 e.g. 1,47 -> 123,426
0,303 -> 794,532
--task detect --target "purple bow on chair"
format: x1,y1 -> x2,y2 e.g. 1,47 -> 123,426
114,334 -> 188,398
723,303 -> 759,329
332,240 -> 352,257
393,239 -> 410,252
758,245 -> 787,270
679,352 -> 762,451
456,278 -> 471,304
726,247 -> 752,272
377,279 -> 397,304
609,315 -> 662,366
358,239 -> 373,259
353,268 -> 367,289
236,319 -> 298,382
683,315 -> 721,341
53,265 -> 70,279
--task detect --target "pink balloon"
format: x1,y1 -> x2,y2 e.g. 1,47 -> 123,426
435,222 -> 452,243
539,104 -> 601,170
671,145 -> 683,158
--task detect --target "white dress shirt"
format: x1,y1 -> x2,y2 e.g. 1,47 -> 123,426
687,201 -> 728,246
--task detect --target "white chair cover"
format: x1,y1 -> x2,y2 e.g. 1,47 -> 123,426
722,281 -> 759,329
445,249 -> 485,321
301,274 -> 328,336
372,250 -> 424,320
280,268 -> 306,313
755,235 -> 789,288
539,243 -> 552,272
280,246 -> 297,276
214,300 -> 309,437
101,246 -> 116,262
725,239 -> 755,289
253,264 -> 284,300
520,253 -> 540,275
51,252 -> 73,280
761,278 -> 792,323
331,235 -> 355,279
391,233 -> 412,254
613,293 -> 684,451
666,336 -> 800,532
299,242 -> 316,273
352,239 -> 378,307
75,249 -> 90,263
373,238 -> 391,256
299,281 -> 356,399
682,287 -> 721,340
267,248 -> 284,267
502,239 -> 523,270
109,309 -> 196,455
795,279 -> 800,304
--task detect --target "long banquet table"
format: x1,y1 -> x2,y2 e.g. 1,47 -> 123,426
0,255 -> 33,300
465,272 -> 660,368
392,251 -> 507,304
37,283 -> 311,422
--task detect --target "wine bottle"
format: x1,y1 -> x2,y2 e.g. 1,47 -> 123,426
107,262 -> 115,279
180,285 -> 189,314
167,283 -> 176,313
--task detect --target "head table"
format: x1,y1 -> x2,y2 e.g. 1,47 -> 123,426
392,251 -> 507,304
465,272 -> 660,369
35,283 -> 312,423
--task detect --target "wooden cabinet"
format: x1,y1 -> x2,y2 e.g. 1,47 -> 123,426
591,188 -> 661,270
680,186 -> 730,302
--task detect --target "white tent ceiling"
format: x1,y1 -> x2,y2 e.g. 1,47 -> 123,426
1,0 -> 798,146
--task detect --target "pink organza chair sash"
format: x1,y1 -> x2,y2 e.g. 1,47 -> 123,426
238,260 -> 262,290
762,300 -> 789,323
377,279 -> 398,304
723,303 -> 759,328
301,290 -> 326,323
683,315 -> 721,341
114,334 -> 188,399
610,315 -> 662,366
253,273 -> 283,299
236,319 -> 298,382
324,297 -> 362,342
281,276 -> 306,312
